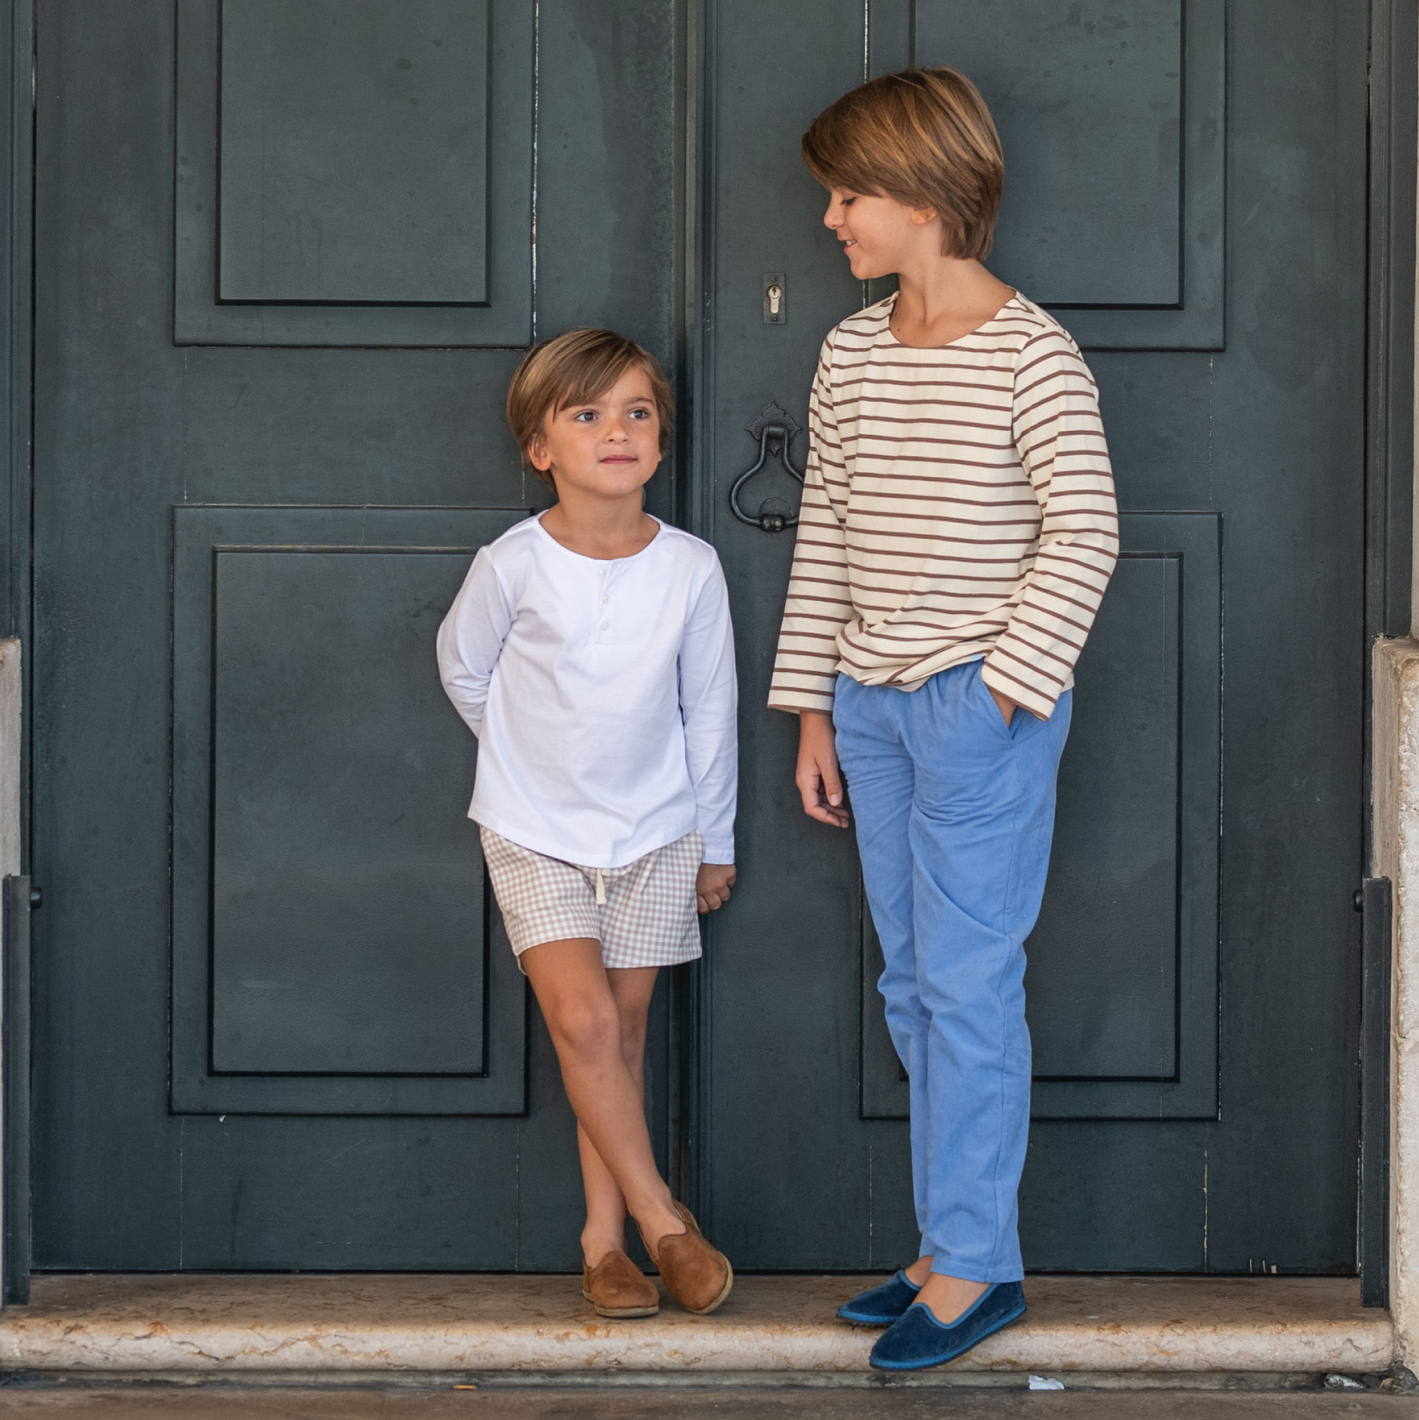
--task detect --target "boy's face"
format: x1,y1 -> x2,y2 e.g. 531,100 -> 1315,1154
823,186 -> 939,279
527,367 -> 661,500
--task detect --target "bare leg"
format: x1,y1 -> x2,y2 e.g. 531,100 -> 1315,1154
522,939 -> 684,1250
904,1255 -> 989,1323
577,965 -> 659,1267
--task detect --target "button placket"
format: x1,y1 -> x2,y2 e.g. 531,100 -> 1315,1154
595,565 -> 612,642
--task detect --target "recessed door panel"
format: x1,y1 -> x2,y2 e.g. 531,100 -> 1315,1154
870,0 -> 1225,349
217,0 -> 491,305
861,514 -> 1221,1121
175,0 -> 532,345
171,506 -> 528,1114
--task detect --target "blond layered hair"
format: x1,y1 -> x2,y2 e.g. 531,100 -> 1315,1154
506,328 -> 674,490
802,67 -> 1004,261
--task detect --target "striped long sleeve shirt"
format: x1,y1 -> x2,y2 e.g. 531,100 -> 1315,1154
767,292 -> 1118,722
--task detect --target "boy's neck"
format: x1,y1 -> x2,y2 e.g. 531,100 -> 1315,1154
891,252 -> 1015,349
539,491 -> 659,562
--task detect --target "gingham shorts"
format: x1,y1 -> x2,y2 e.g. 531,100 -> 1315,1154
480,827 -> 704,971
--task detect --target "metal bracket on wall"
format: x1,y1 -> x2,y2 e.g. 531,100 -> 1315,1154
728,402 -> 805,533
1,875 -> 33,1307
1357,876 -> 1392,1308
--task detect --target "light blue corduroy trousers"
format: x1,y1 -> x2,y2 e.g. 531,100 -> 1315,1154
833,660 -> 1071,1282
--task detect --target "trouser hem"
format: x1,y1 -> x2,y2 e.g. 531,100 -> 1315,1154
926,1257 -> 1025,1285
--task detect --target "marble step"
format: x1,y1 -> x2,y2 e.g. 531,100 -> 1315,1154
0,1274 -> 1393,1378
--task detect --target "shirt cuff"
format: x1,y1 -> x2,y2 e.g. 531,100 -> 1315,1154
766,688 -> 836,715
980,655 -> 1061,722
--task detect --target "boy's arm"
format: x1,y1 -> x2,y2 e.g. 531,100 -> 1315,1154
767,338 -> 854,715
679,559 -> 738,866
435,547 -> 515,738
983,330 -> 1120,721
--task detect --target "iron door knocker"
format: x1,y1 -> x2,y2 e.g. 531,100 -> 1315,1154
728,421 -> 804,533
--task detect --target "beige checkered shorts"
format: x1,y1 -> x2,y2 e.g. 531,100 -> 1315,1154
480,827 -> 705,971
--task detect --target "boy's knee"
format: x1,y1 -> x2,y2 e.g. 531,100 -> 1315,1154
550,998 -> 619,1059
619,1027 -> 648,1072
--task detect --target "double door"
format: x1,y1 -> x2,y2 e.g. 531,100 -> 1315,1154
30,0 -> 1370,1273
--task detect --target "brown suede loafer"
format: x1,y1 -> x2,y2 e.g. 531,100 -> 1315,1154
582,1248 -> 660,1318
645,1202 -> 734,1315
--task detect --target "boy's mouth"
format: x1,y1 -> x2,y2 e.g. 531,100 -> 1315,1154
601,455 -> 638,464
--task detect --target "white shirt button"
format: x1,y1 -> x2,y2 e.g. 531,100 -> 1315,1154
600,621 -> 610,630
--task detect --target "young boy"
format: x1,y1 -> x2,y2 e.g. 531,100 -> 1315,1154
770,69 -> 1118,1368
437,328 -> 736,1318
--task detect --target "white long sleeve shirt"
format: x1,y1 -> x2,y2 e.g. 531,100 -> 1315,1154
437,513 -> 738,869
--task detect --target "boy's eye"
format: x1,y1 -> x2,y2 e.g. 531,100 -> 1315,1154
628,407 -> 651,420
572,410 -> 598,422
841,196 -> 856,206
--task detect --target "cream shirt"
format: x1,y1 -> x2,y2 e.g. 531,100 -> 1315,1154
769,293 -> 1118,722
437,514 -> 737,869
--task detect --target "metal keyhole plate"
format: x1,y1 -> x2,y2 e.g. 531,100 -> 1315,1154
762,271 -> 786,325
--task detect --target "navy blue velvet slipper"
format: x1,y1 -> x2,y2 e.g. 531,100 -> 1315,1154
835,1269 -> 921,1325
868,1281 -> 1026,1370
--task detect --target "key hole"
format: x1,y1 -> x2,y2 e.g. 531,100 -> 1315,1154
767,283 -> 783,315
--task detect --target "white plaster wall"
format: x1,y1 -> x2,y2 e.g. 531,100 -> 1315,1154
1374,640 -> 1419,1366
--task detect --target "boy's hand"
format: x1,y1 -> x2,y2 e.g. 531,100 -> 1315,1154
987,686 -> 1018,727
696,863 -> 736,914
796,710 -> 849,828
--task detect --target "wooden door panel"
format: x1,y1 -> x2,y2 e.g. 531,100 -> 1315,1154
861,514 -> 1221,1120
175,0 -> 534,345
34,0 -> 682,1269
703,0 -> 1363,1271
920,0 -> 1187,307
171,506 -> 528,1114
217,0 -> 491,304
869,0 -> 1226,350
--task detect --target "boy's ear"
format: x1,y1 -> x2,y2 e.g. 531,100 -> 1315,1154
527,432 -> 552,473
909,204 -> 939,227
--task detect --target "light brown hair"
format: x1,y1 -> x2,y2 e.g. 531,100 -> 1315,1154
801,67 -> 1004,261
506,327 -> 674,490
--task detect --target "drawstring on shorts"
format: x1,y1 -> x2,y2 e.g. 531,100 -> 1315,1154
595,868 -> 607,906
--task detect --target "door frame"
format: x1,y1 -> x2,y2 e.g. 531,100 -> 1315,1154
1362,0 -> 1417,1303
0,0 -> 30,873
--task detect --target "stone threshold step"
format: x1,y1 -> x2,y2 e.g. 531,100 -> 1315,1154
0,1275 -> 1392,1377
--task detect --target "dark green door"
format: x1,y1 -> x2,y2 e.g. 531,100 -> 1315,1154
31,0 -> 1372,1275
700,0 -> 1370,1273
31,0 -> 688,1269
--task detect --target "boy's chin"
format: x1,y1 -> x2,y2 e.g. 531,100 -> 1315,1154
847,254 -> 891,281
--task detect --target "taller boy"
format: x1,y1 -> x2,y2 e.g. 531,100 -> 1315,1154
769,69 -> 1118,1369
